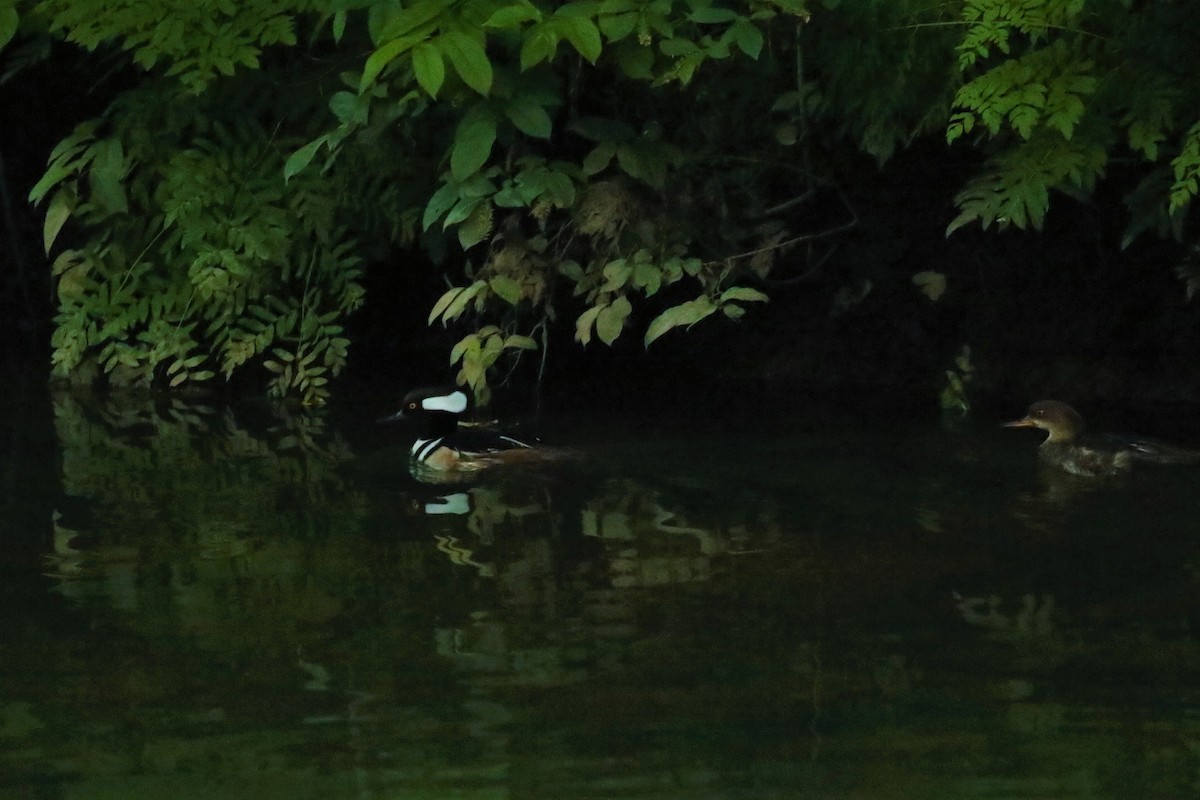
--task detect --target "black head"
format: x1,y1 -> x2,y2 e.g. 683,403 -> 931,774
379,386 -> 471,423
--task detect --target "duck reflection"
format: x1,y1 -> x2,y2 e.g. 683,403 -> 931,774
26,390 -> 1200,798
44,390 -> 787,640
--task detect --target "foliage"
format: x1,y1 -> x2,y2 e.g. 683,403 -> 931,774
945,0 -> 1200,242
938,343 -> 974,414
30,77 -> 369,404
13,0 -> 1200,402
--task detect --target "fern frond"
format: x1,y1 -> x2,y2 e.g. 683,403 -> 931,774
947,130 -> 1106,234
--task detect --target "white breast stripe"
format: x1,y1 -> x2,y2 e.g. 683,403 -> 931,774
423,391 -> 468,414
413,436 -> 445,461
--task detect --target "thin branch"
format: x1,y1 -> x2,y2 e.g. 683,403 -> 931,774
705,187 -> 858,269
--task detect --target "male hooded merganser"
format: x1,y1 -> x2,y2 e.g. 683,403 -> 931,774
381,386 -> 535,473
1005,400 -> 1200,477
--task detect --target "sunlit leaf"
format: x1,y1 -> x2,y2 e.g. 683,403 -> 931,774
632,262 -> 661,296
505,334 -> 538,349
718,286 -> 769,304
644,296 -> 717,347
596,294 -> 631,345
446,280 -> 487,322
575,304 -> 603,344
489,275 -> 523,305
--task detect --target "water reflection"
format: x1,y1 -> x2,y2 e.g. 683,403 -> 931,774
2,390 -> 1199,798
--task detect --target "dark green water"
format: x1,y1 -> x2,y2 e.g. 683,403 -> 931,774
3,389 -> 1200,799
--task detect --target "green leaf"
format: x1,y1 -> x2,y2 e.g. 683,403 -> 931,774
644,296 -> 717,347
451,107 -> 498,180
617,143 -> 669,188
632,261 -> 661,296
731,20 -> 763,59
596,295 -> 631,345
504,96 -> 553,138
521,25 -> 559,70
601,258 -> 631,291
89,138 -> 127,214
360,35 -> 419,91
412,42 -> 445,97
330,91 -> 369,125
0,5 -> 17,50
423,181 -> 461,230
718,286 -> 769,304
600,12 -> 639,42
450,333 -> 478,366
444,197 -> 482,227
43,189 -> 72,255
911,271 -> 947,302
690,7 -> 737,24
485,4 -> 542,28
558,260 -> 583,282
378,0 -> 443,41
332,10 -> 347,42
538,170 -> 575,207
575,304 -> 603,345
284,136 -> 326,182
489,275 -> 523,305
554,14 -> 602,63
457,201 -> 493,250
505,334 -> 538,349
440,31 -> 493,96
429,280 -> 487,325
582,141 -> 616,175
28,159 -> 77,206
493,185 -> 524,207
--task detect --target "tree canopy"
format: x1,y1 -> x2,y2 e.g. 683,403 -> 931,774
3,0 -> 1200,405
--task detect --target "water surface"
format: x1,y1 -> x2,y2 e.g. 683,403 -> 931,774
2,389 -> 1199,799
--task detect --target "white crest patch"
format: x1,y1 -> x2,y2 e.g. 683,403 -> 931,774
422,391 -> 468,414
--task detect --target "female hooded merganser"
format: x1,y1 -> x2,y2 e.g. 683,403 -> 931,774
381,386 -> 535,473
1005,400 -> 1200,477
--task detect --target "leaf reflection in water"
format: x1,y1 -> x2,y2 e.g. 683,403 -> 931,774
10,390 -> 1200,799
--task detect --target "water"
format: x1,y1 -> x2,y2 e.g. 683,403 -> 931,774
3,389 -> 1200,799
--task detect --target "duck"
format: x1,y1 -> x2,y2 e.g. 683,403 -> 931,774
380,385 -> 537,475
1004,399 -> 1200,477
